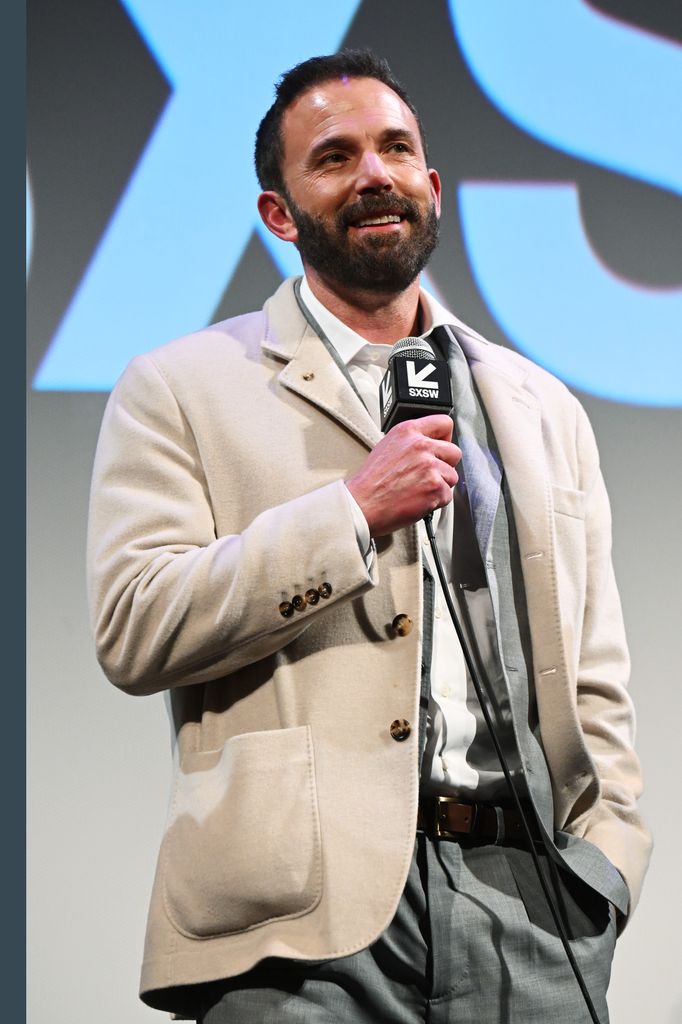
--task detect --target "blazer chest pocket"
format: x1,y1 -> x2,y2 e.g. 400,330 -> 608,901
161,725 -> 322,939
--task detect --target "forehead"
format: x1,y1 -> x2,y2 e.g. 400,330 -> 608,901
281,76 -> 422,161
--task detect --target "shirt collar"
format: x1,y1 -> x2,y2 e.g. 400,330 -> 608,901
299,275 -> 455,367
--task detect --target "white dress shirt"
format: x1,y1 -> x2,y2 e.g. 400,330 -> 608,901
299,276 -> 481,796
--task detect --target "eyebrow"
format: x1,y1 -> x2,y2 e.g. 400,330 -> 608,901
307,126 -> 420,164
307,135 -> 353,163
380,127 -> 419,148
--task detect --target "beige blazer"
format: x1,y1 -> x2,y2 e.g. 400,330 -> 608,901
87,278 -> 651,1014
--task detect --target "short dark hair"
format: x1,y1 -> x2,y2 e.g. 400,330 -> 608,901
254,49 -> 429,195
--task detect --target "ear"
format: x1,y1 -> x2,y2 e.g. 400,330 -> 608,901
428,169 -> 442,218
257,191 -> 299,244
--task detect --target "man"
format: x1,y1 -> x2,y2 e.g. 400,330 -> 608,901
88,51 -> 650,1022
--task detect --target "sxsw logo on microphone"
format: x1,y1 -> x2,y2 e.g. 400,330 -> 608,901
381,355 -> 453,431
406,360 -> 439,398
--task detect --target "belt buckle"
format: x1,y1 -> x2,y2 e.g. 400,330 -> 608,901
433,796 -> 478,839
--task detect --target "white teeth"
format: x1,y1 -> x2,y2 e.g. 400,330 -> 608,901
356,214 -> 402,227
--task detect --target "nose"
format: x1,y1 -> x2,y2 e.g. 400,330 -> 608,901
355,149 -> 393,194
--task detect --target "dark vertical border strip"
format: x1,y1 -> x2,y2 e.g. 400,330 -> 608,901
2,0 -> 26,1020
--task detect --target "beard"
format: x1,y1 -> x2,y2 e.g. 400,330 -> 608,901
285,192 -> 440,294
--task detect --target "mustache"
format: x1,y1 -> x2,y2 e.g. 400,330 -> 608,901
339,194 -> 420,228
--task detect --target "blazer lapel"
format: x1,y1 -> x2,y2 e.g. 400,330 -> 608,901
460,336 -> 596,798
450,329 -> 551,575
261,279 -> 381,452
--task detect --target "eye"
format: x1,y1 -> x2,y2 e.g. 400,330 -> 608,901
320,152 -> 347,165
389,142 -> 411,154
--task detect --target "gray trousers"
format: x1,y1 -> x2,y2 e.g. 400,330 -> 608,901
197,835 -> 616,1023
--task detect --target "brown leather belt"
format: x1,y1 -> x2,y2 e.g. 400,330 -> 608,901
417,797 -> 541,846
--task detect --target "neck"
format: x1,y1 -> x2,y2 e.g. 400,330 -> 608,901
304,266 -> 422,344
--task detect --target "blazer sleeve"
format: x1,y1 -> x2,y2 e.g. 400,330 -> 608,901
568,400 -> 652,913
87,353 -> 377,696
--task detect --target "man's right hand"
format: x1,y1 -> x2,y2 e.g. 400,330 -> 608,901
346,415 -> 461,538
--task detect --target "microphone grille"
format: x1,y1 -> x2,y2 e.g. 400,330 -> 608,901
389,336 -> 435,362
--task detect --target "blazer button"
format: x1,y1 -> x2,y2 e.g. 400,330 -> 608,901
305,589 -> 320,606
279,601 -> 294,618
292,594 -> 307,612
389,719 -> 411,742
392,613 -> 413,637
318,582 -> 332,599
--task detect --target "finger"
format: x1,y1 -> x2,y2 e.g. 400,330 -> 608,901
423,455 -> 459,492
407,414 -> 454,441
438,462 -> 459,490
429,477 -> 457,513
429,440 -> 462,467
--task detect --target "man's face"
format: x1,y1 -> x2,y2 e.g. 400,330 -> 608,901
276,76 -> 441,294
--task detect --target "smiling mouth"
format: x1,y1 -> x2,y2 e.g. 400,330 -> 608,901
353,213 -> 403,228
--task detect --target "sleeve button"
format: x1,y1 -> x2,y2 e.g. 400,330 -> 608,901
318,582 -> 332,599
389,719 -> 411,742
292,594 -> 307,611
305,589 -> 320,605
279,601 -> 294,618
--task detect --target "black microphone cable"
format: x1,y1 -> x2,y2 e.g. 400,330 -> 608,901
377,327 -> 604,1020
423,510 -> 604,1024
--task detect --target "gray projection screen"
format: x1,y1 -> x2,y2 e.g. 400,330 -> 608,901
28,2 -> 682,1021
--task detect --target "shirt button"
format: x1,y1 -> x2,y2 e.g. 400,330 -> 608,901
279,601 -> 294,618
392,613 -> 413,637
440,685 -> 450,698
435,605 -> 442,619
389,719 -> 411,742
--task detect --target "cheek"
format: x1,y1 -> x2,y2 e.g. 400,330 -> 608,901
299,185 -> 347,219
399,167 -> 436,198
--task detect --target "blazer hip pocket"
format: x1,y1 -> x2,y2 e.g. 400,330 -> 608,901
161,725 -> 322,938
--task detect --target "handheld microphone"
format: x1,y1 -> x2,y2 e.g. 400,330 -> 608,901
379,336 -> 453,432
